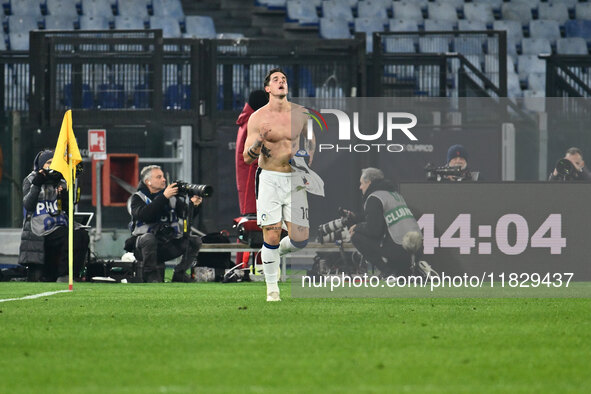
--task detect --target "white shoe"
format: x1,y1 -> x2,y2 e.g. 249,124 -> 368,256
417,261 -> 439,279
266,291 -> 281,302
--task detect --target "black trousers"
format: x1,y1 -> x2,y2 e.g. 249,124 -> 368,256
351,232 -> 419,276
34,227 -> 89,282
134,233 -> 202,282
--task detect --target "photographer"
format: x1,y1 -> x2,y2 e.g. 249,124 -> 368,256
549,147 -> 591,181
127,165 -> 202,283
349,168 -> 434,278
426,144 -> 479,182
19,150 -> 89,282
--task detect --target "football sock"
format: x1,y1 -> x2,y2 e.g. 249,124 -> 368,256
278,236 -> 308,256
261,242 -> 280,293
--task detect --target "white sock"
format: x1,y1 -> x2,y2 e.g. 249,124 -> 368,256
278,236 -> 307,256
261,242 -> 280,293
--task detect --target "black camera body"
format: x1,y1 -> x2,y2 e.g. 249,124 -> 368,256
317,208 -> 356,244
425,163 -> 472,181
41,168 -> 64,184
555,158 -> 582,181
173,180 -> 213,197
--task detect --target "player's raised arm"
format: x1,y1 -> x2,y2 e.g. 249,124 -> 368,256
243,112 -> 263,165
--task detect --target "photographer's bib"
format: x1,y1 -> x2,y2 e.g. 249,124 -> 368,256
131,191 -> 183,238
365,190 -> 420,245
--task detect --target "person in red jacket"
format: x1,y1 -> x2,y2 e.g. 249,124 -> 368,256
235,90 -> 268,215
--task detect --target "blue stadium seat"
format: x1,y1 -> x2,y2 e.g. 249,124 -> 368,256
389,19 -> 419,32
357,0 -> 388,21
319,17 -> 351,39
384,37 -> 415,53
517,55 -> 545,79
6,15 -> 40,33
424,20 -> 455,32
80,0 -> 113,16
529,20 -> 561,43
184,15 -> 216,39
9,32 -> 29,50
114,16 -> 145,30
454,37 -> 484,55
286,0 -> 319,25
152,0 -> 185,21
575,3 -> 591,20
463,3 -> 494,25
261,0 -> 287,10
165,84 -> 190,110
527,72 -> 545,91
354,17 -> 386,52
63,83 -> 94,108
438,0 -> 464,10
149,16 -> 181,38
521,38 -> 551,55
117,0 -> 149,17
458,20 -> 487,32
565,20 -> 591,42
553,0 -> 577,11
9,0 -> 42,16
392,1 -> 423,22
427,3 -> 457,22
493,20 -> 523,43
501,3 -> 532,24
322,1 -> 353,24
79,15 -> 111,30
556,37 -> 588,55
507,72 -> 522,97
46,0 -> 79,18
97,82 -> 125,108
418,36 -> 449,53
538,3 -> 569,25
472,0 -> 503,11
44,15 -> 76,30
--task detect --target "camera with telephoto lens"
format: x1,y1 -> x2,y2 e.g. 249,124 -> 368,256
424,163 -> 471,181
555,158 -> 582,181
41,168 -> 64,184
317,208 -> 356,244
173,180 -> 213,197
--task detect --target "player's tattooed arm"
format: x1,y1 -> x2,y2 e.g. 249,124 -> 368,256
261,144 -> 272,159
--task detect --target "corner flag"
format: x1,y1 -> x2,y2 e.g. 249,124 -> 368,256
50,110 -> 82,290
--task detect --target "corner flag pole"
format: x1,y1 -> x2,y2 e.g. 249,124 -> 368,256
68,156 -> 74,291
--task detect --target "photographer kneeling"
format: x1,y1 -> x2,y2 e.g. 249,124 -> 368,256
126,165 -> 203,283
349,168 -> 435,278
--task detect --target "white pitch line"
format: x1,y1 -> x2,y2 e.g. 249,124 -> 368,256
0,289 -> 71,303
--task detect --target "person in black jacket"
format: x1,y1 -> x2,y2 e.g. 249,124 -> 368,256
348,168 -> 430,277
126,165 -> 202,283
548,147 -> 591,181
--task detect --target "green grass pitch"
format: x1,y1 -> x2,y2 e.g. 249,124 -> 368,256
1,281 -> 590,393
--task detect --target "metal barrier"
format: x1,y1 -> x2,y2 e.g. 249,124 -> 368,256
543,54 -> 591,98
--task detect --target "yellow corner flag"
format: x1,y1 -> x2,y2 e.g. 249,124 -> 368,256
50,110 -> 82,291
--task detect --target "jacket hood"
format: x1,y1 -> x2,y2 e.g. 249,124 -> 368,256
236,103 -> 254,126
363,178 -> 397,201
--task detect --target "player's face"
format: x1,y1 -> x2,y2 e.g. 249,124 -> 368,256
265,72 -> 288,98
565,153 -> 584,171
448,156 -> 467,170
149,169 -> 167,192
359,176 -> 371,195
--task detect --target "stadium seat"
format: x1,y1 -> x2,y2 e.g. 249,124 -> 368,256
556,37 -> 588,55
9,32 -> 29,50
114,16 -> 145,30
117,0 -> 149,17
527,72 -> 545,91
575,3 -> 591,20
184,15 -> 216,39
487,36 -> 517,57
454,37 -> 484,55
521,38 -> 551,55
439,0 -> 464,10
389,19 -> 419,32
518,55 -> 545,79
286,0 -> 319,25
45,0 -> 79,18
501,3 -> 532,24
472,0 -> 503,11
458,20 -> 487,32
354,17 -> 386,52
427,3 -> 457,22
463,3 -> 494,25
384,37 -> 415,53
319,17 -> 351,39
493,20 -> 523,44
79,15 -> 110,30
63,83 -> 94,108
357,0 -> 388,21
553,0 -> 577,11
418,36 -> 449,53
523,89 -> 545,112
322,1 -> 353,24
149,16 -> 181,38
9,0 -> 42,16
529,20 -> 561,43
6,15 -> 40,33
262,0 -> 288,10
165,84 -> 191,110
507,72 -> 522,97
44,15 -> 76,30
152,0 -> 185,21
538,3 -> 569,25
565,20 -> 591,42
484,54 -> 517,74
392,1 -> 423,22
97,82 -> 125,108
80,0 -> 113,16
424,20 -> 455,32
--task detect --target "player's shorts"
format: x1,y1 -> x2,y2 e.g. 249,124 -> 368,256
256,169 -> 309,228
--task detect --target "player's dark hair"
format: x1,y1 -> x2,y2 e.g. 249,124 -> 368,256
263,68 -> 287,88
